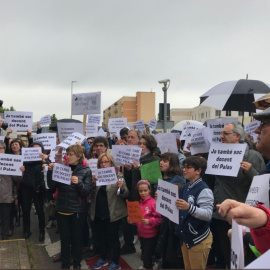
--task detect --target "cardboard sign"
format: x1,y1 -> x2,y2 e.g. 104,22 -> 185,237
33,133 -> 56,150
72,92 -> 101,115
155,133 -> 178,154
134,120 -> 145,131
148,119 -> 157,130
57,122 -> 83,142
245,249 -> 270,269
52,163 -> 72,185
231,220 -> 244,269
85,123 -> 98,137
0,153 -> 23,176
245,174 -> 270,209
205,143 -> 246,177
156,179 -> 179,224
126,200 -> 143,223
88,114 -> 101,124
22,147 -> 42,162
89,158 -> 98,175
4,111 -> 33,131
112,145 -> 141,167
57,132 -> 86,149
180,123 -> 203,140
190,127 -> 211,155
140,160 -> 162,184
39,115 -> 51,126
96,167 -> 117,186
108,118 -> 127,133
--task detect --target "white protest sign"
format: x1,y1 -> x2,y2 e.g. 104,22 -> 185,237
89,159 -> 98,175
206,118 -> 238,143
155,133 -> 178,154
180,123 -> 203,140
49,148 -> 56,163
4,111 -> 33,131
108,118 -> 127,133
88,114 -> 101,124
244,120 -> 260,135
33,133 -> 56,150
156,179 -> 179,224
72,92 -> 101,115
0,136 -> 4,141
112,145 -> 142,167
96,167 -> 117,186
85,123 -> 98,137
97,127 -> 107,137
52,163 -> 72,185
148,119 -> 157,130
245,249 -> 270,269
231,220 -> 245,269
206,143 -> 246,177
57,122 -> 83,142
57,132 -> 86,149
39,115 -> 51,126
0,153 -> 23,176
22,147 -> 42,162
134,120 -> 145,131
245,174 -> 270,209
190,127 -> 211,155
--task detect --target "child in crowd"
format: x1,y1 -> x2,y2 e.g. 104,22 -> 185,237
175,156 -> 214,270
129,180 -> 162,269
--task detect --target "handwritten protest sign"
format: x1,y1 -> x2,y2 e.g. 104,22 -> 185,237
126,200 -> 143,223
156,179 -> 179,224
245,249 -> 270,269
206,143 -> 246,177
96,167 -> 117,186
190,127 -> 211,155
52,163 -> 72,185
57,132 -> 86,149
88,114 -> 101,124
245,174 -> 270,209
206,118 -> 238,143
141,160 -> 162,184
108,118 -> 127,133
0,136 -> 4,142
22,147 -> 42,162
134,120 -> 145,131
4,111 -> 33,131
244,120 -> 260,143
0,153 -> 23,176
57,122 -> 83,142
33,133 -> 56,150
231,220 -> 244,269
112,145 -> 141,167
72,92 -> 101,115
180,123 -> 203,140
85,123 -> 98,137
89,158 -> 98,175
148,119 -> 157,130
39,115 -> 51,126
155,133 -> 178,154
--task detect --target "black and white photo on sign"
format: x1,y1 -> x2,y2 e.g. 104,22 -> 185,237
4,111 -> 33,131
108,118 -> 127,133
57,132 -> 86,150
96,167 -> 117,186
206,117 -> 238,143
156,179 -> 179,224
155,133 -> 178,154
22,147 -> 42,162
85,123 -> 98,137
52,163 -> 72,185
33,133 -> 56,150
244,120 -> 260,143
112,145 -> 141,167
72,92 -> 101,115
134,120 -> 145,131
180,123 -> 203,141
245,174 -> 270,209
148,119 -> 157,130
89,158 -> 98,175
57,122 -> 84,142
206,143 -> 246,177
231,220 -> 244,269
190,127 -> 211,155
0,153 -> 23,176
88,114 -> 101,124
39,114 -> 51,126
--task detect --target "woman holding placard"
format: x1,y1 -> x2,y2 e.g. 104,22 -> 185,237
91,153 -> 128,270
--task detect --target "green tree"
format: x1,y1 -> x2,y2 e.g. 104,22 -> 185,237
50,114 -> 58,125
0,106 -> 16,113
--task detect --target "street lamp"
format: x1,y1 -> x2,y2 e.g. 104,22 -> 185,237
158,79 -> 170,133
71,81 -> 77,119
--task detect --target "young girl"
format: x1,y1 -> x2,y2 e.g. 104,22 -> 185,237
129,180 -> 162,269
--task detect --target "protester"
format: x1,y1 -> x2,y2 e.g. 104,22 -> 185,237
115,139 -> 127,145
119,127 -> 129,142
92,136 -> 108,158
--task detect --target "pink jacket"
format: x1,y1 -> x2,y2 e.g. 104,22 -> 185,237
136,195 -> 162,238
251,204 -> 270,254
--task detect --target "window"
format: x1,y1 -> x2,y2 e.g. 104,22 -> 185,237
205,111 -> 207,118
226,110 -> 231,116
238,111 -> 244,116
215,110 -> 221,117
201,113 -> 204,119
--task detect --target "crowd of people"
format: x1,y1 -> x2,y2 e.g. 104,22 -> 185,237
0,108 -> 270,269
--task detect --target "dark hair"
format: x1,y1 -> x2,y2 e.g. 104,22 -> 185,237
10,138 -> 23,154
160,152 -> 181,177
66,145 -> 84,163
120,127 -> 129,137
93,136 -> 108,148
183,156 -> 207,176
176,138 -> 182,152
141,134 -> 157,152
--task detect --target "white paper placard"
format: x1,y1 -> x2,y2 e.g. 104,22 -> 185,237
190,127 -> 211,155
72,92 -> 101,115
33,133 -> 56,150
39,115 -> 51,126
205,143 -> 246,177
89,158 -> 98,175
148,119 -> 157,130
96,167 -> 117,186
245,174 -> 270,209
88,114 -> 101,124
52,163 -> 72,185
86,123 -> 98,137
156,179 -> 179,224
57,132 -> 86,149
245,249 -> 270,269
22,147 -> 42,162
57,122 -> 83,142
97,127 -> 107,137
0,136 -> 4,141
112,145 -> 142,167
134,120 -> 145,131
244,120 -> 260,135
108,118 -> 127,133
4,111 -> 33,131
155,133 -> 178,154
0,153 -> 23,176
180,123 -> 203,140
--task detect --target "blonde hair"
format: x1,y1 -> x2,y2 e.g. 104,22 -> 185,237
97,152 -> 116,168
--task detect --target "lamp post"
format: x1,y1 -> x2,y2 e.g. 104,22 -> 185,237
71,81 -> 77,119
158,79 -> 170,133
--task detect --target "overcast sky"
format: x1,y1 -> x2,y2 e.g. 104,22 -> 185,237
1,0 -> 270,122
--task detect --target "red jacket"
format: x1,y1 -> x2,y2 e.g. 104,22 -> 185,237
136,195 -> 162,238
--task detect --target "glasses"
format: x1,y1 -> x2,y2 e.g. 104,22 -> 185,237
67,153 -> 76,156
258,120 -> 270,131
138,142 -> 147,146
100,161 -> 111,165
221,131 -> 236,136
183,165 -> 194,170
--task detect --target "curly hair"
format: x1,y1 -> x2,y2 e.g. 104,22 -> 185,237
141,134 -> 157,152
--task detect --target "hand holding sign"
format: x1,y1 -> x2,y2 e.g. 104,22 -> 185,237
175,199 -> 190,211
240,161 -> 252,174
71,176 -> 79,185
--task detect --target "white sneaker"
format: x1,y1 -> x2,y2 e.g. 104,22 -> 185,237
133,235 -> 138,245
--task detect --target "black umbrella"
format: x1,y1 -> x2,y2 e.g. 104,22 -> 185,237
200,79 -> 270,113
